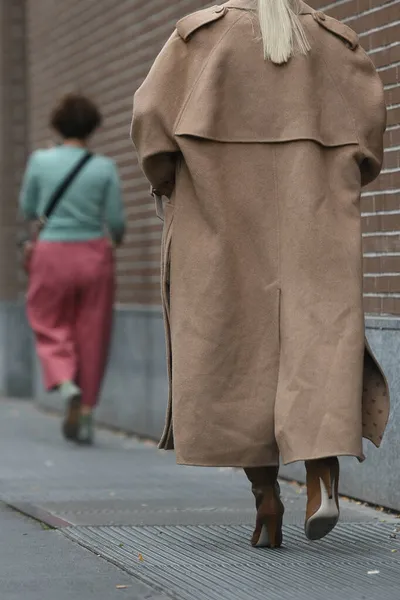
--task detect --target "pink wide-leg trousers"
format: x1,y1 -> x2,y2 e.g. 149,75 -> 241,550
27,238 -> 114,407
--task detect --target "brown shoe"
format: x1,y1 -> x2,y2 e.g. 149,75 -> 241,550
245,467 -> 284,549
305,457 -> 340,541
61,382 -> 82,441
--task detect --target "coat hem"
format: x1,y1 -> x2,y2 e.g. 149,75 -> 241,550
282,450 -> 366,466
172,449 -> 365,467
175,457 -> 280,468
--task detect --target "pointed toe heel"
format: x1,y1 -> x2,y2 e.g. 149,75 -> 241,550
305,457 -> 340,541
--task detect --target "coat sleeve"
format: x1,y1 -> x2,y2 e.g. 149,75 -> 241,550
310,14 -> 386,188
352,49 -> 387,187
131,31 -> 190,197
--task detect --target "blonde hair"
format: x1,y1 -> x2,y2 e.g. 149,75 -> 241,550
257,0 -> 310,64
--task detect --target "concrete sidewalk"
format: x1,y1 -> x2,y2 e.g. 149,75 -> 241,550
0,502 -> 156,600
0,399 -> 398,600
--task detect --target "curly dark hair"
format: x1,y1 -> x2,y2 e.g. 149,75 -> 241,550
50,93 -> 102,140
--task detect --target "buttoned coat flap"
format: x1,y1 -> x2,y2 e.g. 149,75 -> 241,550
313,12 -> 359,50
177,6 -> 227,41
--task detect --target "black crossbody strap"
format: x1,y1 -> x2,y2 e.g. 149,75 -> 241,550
42,151 -> 93,222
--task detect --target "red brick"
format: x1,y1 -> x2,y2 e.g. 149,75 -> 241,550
381,296 -> 400,315
364,296 -> 383,314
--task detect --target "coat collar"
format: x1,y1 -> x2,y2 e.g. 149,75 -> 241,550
223,0 -> 314,15
222,0 -> 256,11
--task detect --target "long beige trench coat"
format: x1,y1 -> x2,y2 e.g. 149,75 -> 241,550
132,0 -> 390,467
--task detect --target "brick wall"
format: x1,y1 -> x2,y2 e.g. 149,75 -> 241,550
26,0 -> 210,305
0,0 -> 27,301
24,0 -> 400,313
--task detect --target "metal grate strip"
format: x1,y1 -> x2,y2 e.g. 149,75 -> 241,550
64,523 -> 400,600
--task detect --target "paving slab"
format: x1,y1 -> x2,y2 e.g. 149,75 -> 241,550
0,502 -> 167,600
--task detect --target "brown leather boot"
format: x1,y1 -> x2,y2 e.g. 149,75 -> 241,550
305,457 -> 340,541
244,467 -> 284,549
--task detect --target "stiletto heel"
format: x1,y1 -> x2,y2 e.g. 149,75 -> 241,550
253,491 -> 284,548
245,467 -> 284,549
254,509 -> 284,548
266,513 -> 283,549
305,457 -> 340,541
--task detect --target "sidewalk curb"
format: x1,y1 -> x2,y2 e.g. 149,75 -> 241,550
2,499 -> 72,529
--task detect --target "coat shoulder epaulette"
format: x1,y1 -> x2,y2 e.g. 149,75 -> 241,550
312,11 -> 359,50
176,5 -> 227,42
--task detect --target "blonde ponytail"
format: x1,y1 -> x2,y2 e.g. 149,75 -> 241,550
257,0 -> 310,64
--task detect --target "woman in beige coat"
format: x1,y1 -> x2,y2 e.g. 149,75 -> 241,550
132,0 -> 390,548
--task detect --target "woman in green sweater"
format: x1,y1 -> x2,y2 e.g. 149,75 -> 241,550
20,93 -> 126,445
